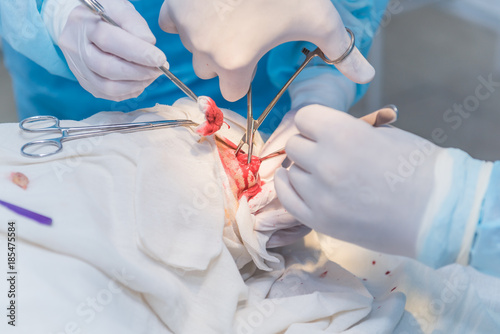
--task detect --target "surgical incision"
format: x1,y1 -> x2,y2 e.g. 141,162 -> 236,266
216,138 -> 263,200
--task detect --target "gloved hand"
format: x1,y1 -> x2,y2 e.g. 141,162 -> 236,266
42,0 -> 167,101
254,68 -> 356,248
274,105 -> 444,258
159,0 -> 374,102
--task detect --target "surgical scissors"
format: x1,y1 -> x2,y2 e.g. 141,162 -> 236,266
20,116 -> 196,158
79,0 -> 199,102
236,28 -> 356,158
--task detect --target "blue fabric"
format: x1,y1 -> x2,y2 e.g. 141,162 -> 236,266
418,149 -> 487,269
470,162 -> 500,277
0,0 -> 73,79
1,0 -> 386,133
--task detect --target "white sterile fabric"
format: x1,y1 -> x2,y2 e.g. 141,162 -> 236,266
42,0 -> 167,101
159,0 -> 374,102
0,100 -> 395,333
317,236 -> 500,333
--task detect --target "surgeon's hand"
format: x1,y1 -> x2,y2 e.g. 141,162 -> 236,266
159,0 -> 374,102
275,105 -> 441,257
254,69 -> 356,247
44,0 -> 167,101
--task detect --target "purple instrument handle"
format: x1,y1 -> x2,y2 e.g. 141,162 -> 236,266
0,199 -> 52,226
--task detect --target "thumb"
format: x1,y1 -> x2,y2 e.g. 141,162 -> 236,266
158,0 -> 178,34
101,0 -> 157,44
317,27 -> 375,84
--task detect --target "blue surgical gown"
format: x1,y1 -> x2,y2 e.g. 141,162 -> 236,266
0,0 -> 388,134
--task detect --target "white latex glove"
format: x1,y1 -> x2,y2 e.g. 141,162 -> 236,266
275,105 -> 441,258
43,0 -> 167,101
159,0 -> 374,102
253,69 -> 356,248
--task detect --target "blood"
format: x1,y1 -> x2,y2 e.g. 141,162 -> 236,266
391,287 -> 397,292
260,149 -> 286,162
10,172 -> 29,190
196,96 -> 224,136
237,153 -> 261,175
213,128 -> 286,200
216,138 -> 262,200
372,261 -> 376,265
220,137 -> 238,150
319,271 -> 328,278
385,271 -> 391,276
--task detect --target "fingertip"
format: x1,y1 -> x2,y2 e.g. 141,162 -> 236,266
146,48 -> 167,68
320,27 -> 376,84
274,168 -> 295,200
295,105 -> 316,124
294,105 -> 325,141
219,76 -> 249,102
285,135 -> 303,160
285,135 -> 316,172
218,64 -> 255,102
362,62 -> 376,83
131,23 -> 156,45
274,168 -> 312,226
335,47 -> 376,84
274,168 -> 289,193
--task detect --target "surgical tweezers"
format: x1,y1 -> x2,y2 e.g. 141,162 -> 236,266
235,30 -> 355,160
20,115 -> 196,158
79,0 -> 199,102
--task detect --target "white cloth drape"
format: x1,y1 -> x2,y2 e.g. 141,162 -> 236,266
0,100 -> 403,333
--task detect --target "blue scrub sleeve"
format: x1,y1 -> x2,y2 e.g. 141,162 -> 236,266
470,161 -> 500,277
267,0 -> 390,103
418,149 -> 490,269
0,0 -> 73,79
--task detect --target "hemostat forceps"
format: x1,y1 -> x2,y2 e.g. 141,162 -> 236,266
235,28 -> 356,159
79,0 -> 199,102
243,86 -> 255,164
20,115 -> 196,158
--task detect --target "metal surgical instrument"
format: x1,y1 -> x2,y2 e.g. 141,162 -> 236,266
235,28 -> 356,157
20,115 -> 196,158
79,0 -> 199,102
244,86 -> 255,163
